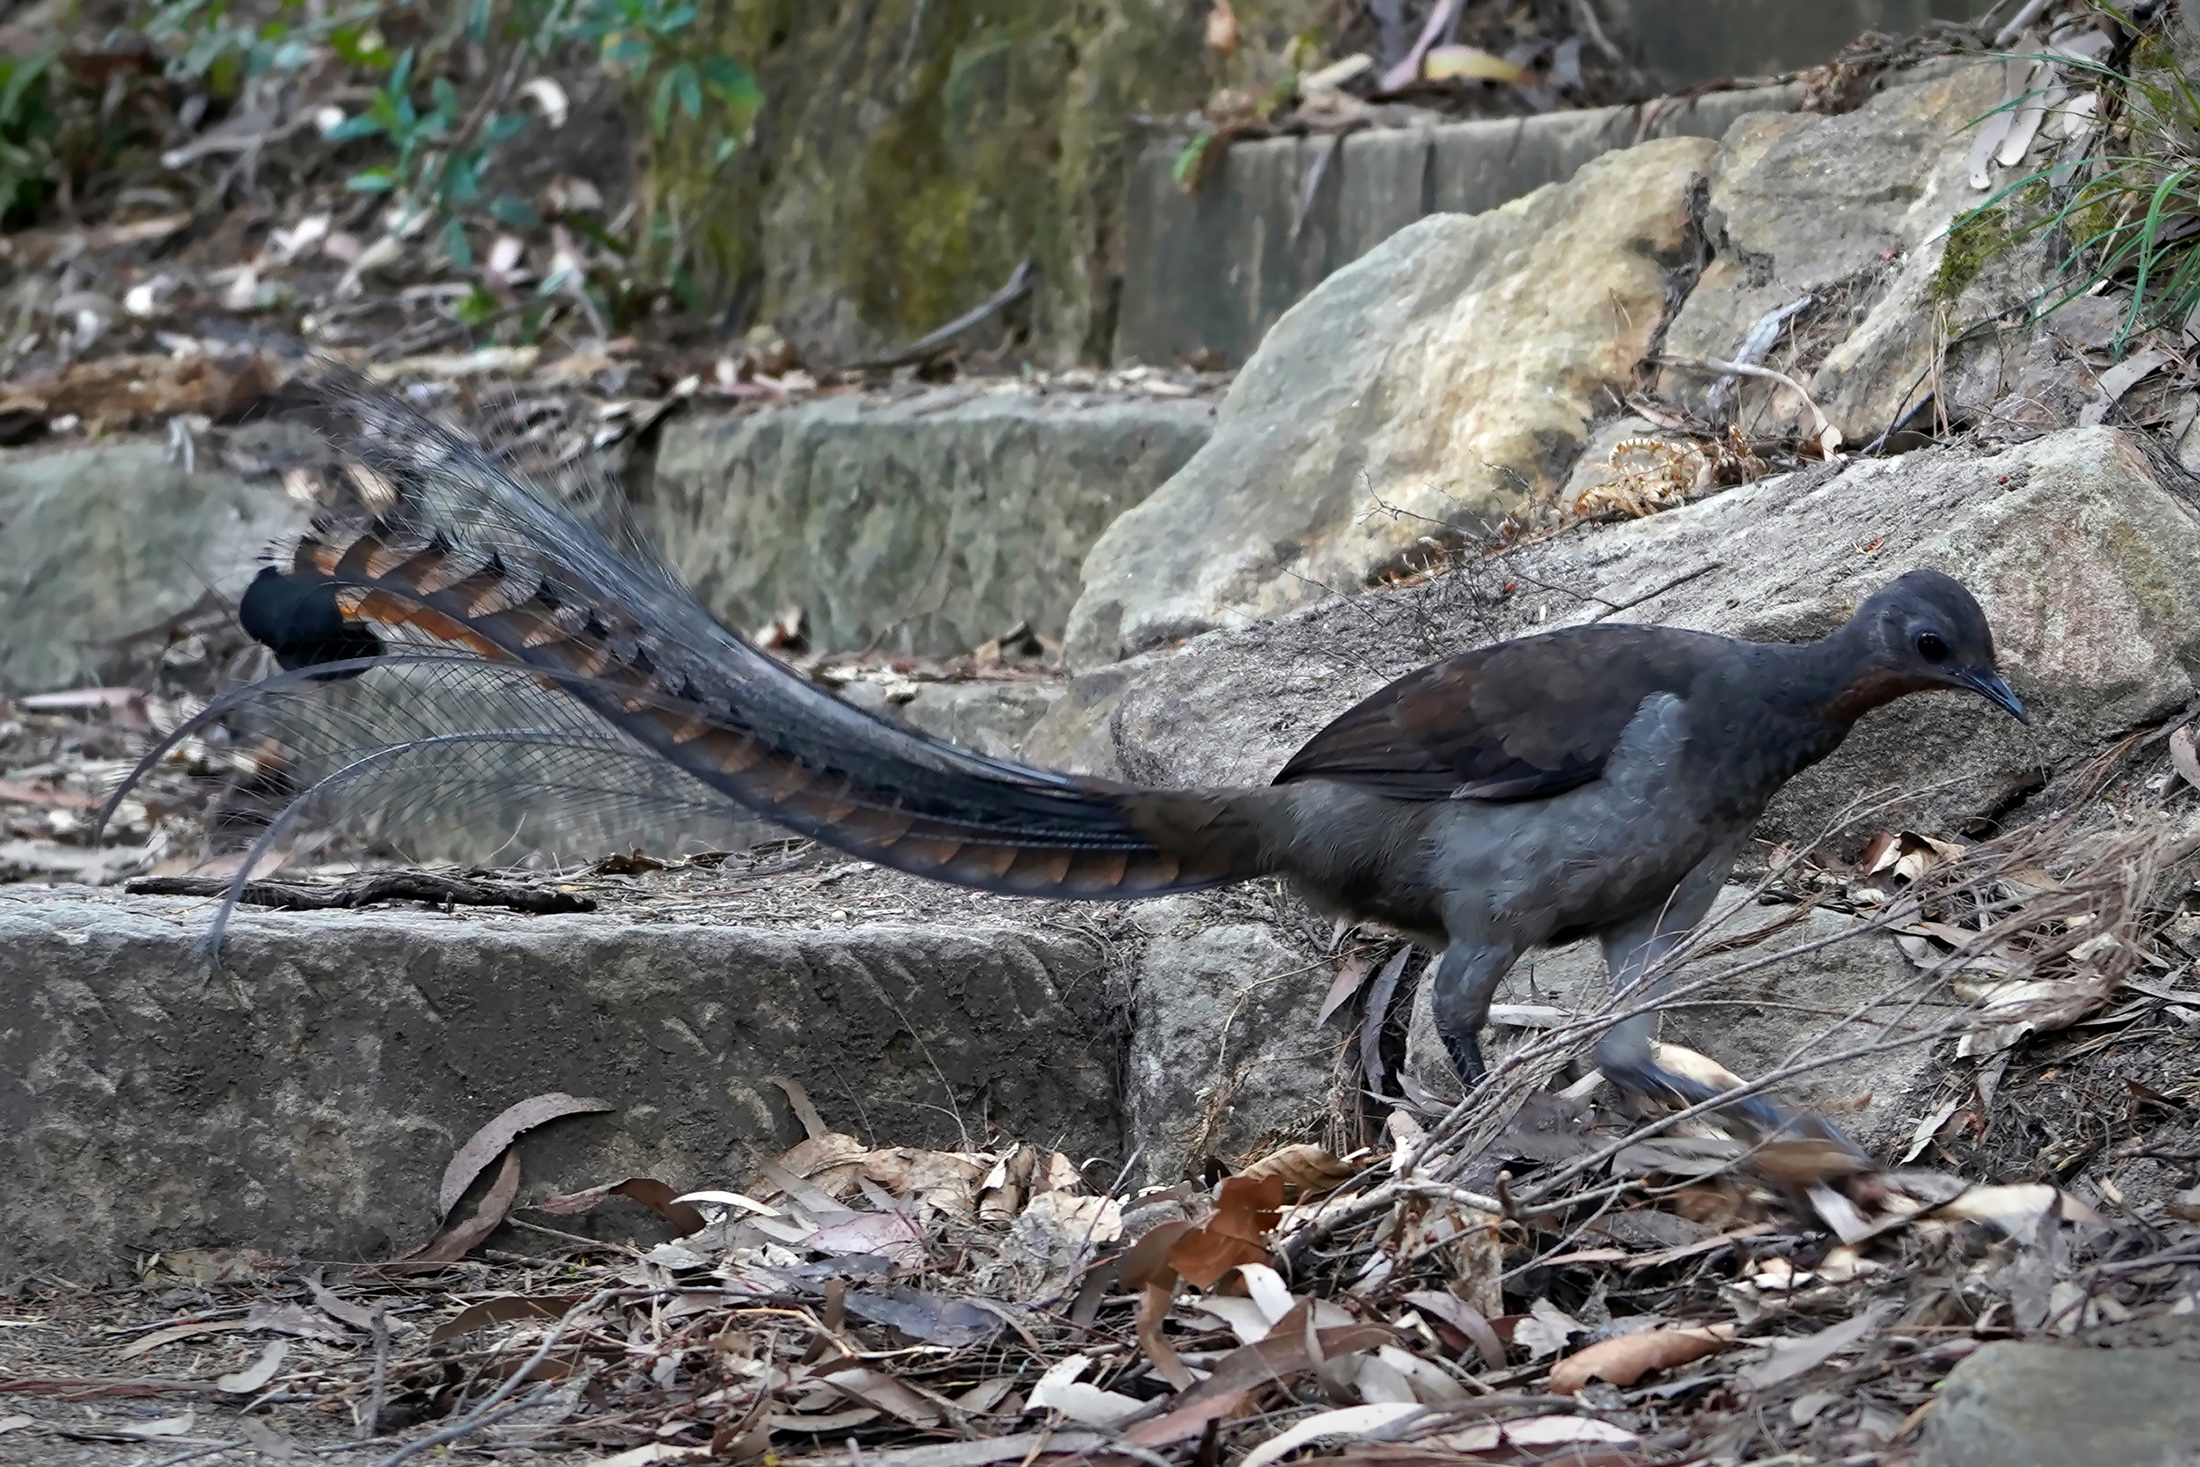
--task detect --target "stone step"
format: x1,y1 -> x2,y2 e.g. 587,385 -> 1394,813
0,883 -> 1122,1279
1114,84 -> 1800,369
641,387 -> 1215,657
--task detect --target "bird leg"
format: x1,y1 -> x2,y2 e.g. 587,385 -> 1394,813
1429,939 -> 1520,1087
1595,899 -> 1860,1151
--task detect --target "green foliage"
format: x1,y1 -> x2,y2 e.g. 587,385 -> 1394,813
144,0 -> 368,93
324,45 -> 535,262
1954,15 -> 2200,351
0,40 -> 59,225
129,0 -> 759,282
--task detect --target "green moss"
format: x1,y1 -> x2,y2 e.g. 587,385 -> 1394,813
1937,204 -> 2012,304
645,0 -> 1326,363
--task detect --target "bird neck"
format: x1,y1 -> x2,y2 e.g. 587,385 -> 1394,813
1797,618 -> 1935,728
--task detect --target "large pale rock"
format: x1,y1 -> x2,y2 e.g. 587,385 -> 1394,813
1402,887 -> 1949,1150
1064,137 -> 1718,668
1028,427 -> 2200,849
0,440 -> 304,693
0,886 -> 1119,1278
1659,63 -> 2003,444
645,390 -> 1212,657
1923,1342 -> 2200,1467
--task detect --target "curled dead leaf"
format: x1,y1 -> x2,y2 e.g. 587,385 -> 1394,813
409,1149 -> 522,1264
1238,1143 -> 1357,1200
535,1177 -> 707,1236
1166,1174 -> 1283,1289
1549,1322 -> 1735,1394
2172,723 -> 2200,791
438,1093 -> 612,1215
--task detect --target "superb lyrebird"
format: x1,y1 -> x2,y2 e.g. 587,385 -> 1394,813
108,382 -> 2029,1133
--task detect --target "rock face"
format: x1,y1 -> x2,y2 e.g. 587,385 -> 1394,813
646,391 -> 1213,656
1065,137 -> 1718,668
1923,1341 -> 2200,1467
665,1 -> 1329,364
0,887 -> 1119,1278
1120,895 -> 1341,1183
1608,1 -> 1979,86
1658,62 -> 2003,445
1029,427 -> 2200,848
1114,87 -> 1800,370
0,440 -> 303,692
1402,887 -> 1942,1148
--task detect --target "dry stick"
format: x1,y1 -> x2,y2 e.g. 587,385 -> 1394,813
366,1289 -> 613,1467
362,1303 -> 389,1440
1655,353 -> 1843,457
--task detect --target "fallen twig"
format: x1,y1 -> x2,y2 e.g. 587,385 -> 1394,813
124,871 -> 594,916
1656,353 -> 1843,457
850,259 -> 1037,371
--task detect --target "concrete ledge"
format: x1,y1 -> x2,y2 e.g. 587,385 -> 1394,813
1,887 -> 1119,1279
1115,85 -> 1801,368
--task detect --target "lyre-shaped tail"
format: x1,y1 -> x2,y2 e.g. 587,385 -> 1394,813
145,379 -> 1275,899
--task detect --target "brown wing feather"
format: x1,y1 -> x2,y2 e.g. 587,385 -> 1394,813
1273,625 -> 1734,802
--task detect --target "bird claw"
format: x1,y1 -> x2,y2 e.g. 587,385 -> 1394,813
1442,1031 -> 1489,1090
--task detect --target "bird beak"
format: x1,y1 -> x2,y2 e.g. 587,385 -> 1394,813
1965,669 -> 2029,725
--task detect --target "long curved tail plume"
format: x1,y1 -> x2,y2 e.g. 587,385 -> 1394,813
104,378 -> 1271,914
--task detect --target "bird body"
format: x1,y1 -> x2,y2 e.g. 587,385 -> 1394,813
109,383 -> 2028,1136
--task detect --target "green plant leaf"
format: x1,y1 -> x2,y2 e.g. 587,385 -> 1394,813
673,61 -> 700,120
346,166 -> 396,191
1171,132 -> 1212,189
700,55 -> 763,113
323,113 -> 383,141
455,283 -> 501,328
484,110 -> 529,144
650,67 -> 677,135
489,193 -> 539,228
560,211 -> 631,256
440,216 -> 473,268
389,46 -> 415,98
443,150 -> 484,204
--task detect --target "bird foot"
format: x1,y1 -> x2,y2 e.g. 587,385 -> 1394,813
1601,1058 -> 1868,1161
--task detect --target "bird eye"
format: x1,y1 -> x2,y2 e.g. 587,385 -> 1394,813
1915,630 -> 1950,663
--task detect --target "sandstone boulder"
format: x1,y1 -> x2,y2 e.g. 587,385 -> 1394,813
1063,137 -> 1718,668
1658,62 -> 2004,445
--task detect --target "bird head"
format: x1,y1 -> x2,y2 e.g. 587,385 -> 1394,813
1852,569 -> 2027,724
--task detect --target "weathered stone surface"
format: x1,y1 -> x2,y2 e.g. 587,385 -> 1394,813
1116,87 -> 1800,370
1923,1341 -> 2200,1467
645,390 -> 1212,657
1068,137 -> 1718,668
841,678 -> 1067,760
1402,887 -> 1946,1149
1030,427 -> 2200,848
0,887 -> 1119,1278
665,1 -> 1329,365
1120,895 -> 1340,1183
1607,0 -> 1979,87
0,440 -> 303,693
1659,63 -> 2003,444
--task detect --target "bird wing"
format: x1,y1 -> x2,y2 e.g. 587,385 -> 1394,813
1272,626 -> 1728,802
